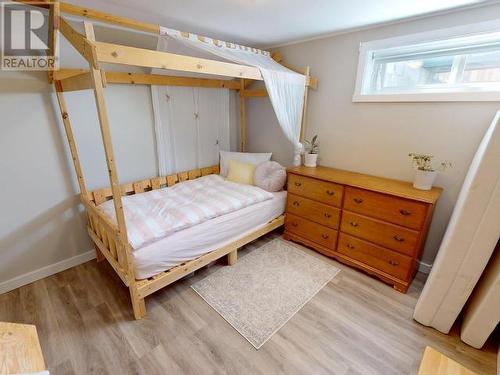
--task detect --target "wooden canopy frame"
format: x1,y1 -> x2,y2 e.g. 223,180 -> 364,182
24,0 -> 317,319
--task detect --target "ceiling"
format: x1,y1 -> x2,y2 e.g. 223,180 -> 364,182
67,0 -> 494,48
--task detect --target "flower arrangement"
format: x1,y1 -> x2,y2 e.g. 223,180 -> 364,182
408,153 -> 451,172
304,135 -> 319,154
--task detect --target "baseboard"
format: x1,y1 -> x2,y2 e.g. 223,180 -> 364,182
417,260 -> 433,274
0,249 -> 96,295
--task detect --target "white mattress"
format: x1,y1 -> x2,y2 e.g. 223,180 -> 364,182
99,174 -> 273,249
133,191 -> 287,279
413,111 -> 500,334
461,248 -> 500,349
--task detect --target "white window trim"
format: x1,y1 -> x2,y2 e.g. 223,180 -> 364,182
353,20 -> 500,102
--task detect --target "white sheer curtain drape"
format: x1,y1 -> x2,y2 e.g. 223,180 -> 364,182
159,27 -> 306,166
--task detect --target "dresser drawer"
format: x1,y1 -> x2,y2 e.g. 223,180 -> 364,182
288,174 -> 343,207
287,194 -> 340,229
340,211 -> 419,256
285,213 -> 338,249
337,233 -> 412,280
344,187 -> 427,230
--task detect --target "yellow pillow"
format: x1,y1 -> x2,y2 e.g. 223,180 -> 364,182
226,159 -> 256,185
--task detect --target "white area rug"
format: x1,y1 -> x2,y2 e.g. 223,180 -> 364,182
191,238 -> 340,349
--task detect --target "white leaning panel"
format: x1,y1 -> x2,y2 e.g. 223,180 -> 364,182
413,111 -> 500,333
460,247 -> 500,348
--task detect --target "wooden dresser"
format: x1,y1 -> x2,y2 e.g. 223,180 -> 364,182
284,166 -> 442,292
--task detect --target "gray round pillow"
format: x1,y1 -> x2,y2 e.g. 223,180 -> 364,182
254,161 -> 286,192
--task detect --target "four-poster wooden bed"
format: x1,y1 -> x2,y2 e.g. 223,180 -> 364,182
24,0 -> 317,319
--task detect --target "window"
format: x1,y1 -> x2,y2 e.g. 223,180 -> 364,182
353,21 -> 500,102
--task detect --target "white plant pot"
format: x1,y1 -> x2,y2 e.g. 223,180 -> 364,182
413,169 -> 437,190
304,153 -> 318,167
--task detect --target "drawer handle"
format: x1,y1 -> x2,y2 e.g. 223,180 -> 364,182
293,201 -> 300,207
321,233 -> 329,239
353,198 -> 364,204
393,235 -> 405,242
349,221 -> 359,227
291,222 -> 298,227
346,244 -> 355,250
324,212 -> 332,218
326,190 -> 335,196
294,182 -> 302,187
388,260 -> 400,266
399,209 -> 412,216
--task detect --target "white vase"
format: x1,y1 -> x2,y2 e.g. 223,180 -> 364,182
304,153 -> 318,167
413,169 -> 437,190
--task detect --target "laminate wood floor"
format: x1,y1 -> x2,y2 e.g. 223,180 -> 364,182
1,231 -> 497,375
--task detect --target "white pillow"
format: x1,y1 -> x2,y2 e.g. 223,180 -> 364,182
219,151 -> 272,177
254,161 -> 287,192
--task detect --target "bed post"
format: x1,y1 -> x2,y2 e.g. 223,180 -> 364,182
82,21 -> 145,319
233,78 -> 247,263
299,66 -> 310,143
53,84 -> 105,262
53,84 -> 88,200
239,78 -> 246,152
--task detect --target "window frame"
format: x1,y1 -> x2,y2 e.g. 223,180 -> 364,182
353,20 -> 500,102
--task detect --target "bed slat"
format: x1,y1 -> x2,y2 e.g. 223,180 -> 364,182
133,179 -> 152,193
89,165 -> 219,204
188,169 -> 201,180
109,236 -> 117,260
151,176 -> 166,190
166,175 -> 178,186
93,189 -> 110,205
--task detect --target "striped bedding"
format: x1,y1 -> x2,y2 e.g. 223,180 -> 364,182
98,174 -> 273,249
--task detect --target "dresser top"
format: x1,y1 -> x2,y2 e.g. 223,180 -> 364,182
287,165 -> 442,204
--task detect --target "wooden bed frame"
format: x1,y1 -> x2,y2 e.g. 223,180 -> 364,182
20,0 -> 316,319
83,163 -> 284,320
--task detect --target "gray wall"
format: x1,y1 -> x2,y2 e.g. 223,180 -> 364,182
246,3 -> 500,266
0,23 -> 158,286
0,25 -> 238,288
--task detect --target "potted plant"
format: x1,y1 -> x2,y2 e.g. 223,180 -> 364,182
409,152 -> 451,190
303,135 -> 319,167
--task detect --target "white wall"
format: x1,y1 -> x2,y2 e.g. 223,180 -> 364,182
0,25 -> 238,290
246,3 -> 500,266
